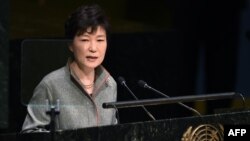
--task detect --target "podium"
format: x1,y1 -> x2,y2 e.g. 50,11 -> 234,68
15,109 -> 250,141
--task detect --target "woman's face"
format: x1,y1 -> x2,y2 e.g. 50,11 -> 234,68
70,26 -> 107,69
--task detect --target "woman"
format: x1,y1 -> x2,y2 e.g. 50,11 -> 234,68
21,4 -> 117,133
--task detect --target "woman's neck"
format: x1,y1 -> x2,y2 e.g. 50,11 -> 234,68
70,61 -> 95,86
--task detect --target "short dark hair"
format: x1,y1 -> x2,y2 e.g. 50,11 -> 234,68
64,4 -> 110,39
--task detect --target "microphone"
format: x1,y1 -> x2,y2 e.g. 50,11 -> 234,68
118,77 -> 156,120
138,80 -> 201,116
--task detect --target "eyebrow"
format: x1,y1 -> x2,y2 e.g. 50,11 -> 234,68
81,34 -> 106,38
96,35 -> 106,38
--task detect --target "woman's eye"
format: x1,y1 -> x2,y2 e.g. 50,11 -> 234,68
97,39 -> 104,42
81,39 -> 89,42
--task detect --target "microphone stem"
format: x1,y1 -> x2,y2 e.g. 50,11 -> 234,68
124,85 -> 139,100
148,86 -> 170,98
124,85 -> 156,120
177,102 -> 201,116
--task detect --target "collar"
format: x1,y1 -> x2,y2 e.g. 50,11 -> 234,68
66,58 -> 111,96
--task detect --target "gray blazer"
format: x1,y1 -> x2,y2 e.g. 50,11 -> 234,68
21,64 -> 117,133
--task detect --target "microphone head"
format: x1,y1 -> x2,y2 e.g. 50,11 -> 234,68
118,76 -> 126,86
138,80 -> 147,88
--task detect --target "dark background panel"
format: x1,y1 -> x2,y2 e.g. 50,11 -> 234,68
0,0 -> 9,129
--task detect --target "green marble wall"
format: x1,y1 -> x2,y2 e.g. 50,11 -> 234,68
0,0 -> 9,128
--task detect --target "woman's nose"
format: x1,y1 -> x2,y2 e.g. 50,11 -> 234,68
89,42 -> 97,52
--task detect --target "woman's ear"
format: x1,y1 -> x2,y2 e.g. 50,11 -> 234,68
68,41 -> 73,52
69,45 -> 73,52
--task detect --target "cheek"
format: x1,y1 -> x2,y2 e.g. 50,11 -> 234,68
103,46 -> 107,53
100,48 -> 107,58
72,40 -> 87,52
74,44 -> 87,53
71,47 -> 87,60
100,43 -> 107,54
76,47 -> 86,53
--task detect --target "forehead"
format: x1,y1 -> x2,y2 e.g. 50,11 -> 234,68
82,26 -> 106,36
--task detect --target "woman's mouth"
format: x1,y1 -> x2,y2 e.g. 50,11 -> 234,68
86,56 -> 98,62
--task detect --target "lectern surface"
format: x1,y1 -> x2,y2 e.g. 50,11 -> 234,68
18,110 -> 250,141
